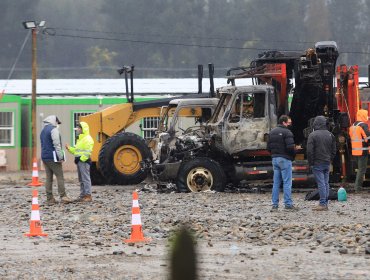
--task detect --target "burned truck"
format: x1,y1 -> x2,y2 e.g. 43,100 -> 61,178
149,41 -> 360,192
151,84 -> 282,192
147,97 -> 219,183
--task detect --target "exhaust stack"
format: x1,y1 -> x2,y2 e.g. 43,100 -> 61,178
198,64 -> 203,94
208,63 -> 215,97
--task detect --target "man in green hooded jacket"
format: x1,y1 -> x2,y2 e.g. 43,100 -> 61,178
66,122 -> 94,202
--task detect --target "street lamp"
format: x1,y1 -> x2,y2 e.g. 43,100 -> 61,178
23,20 -> 45,165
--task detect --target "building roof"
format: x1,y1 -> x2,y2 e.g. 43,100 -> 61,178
0,78 -> 253,96
2,77 -> 367,97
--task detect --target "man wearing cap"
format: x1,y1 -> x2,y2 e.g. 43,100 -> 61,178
40,115 -> 73,204
66,122 -> 94,202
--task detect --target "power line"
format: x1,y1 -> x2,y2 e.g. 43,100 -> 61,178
42,29 -> 307,53
50,27 -> 370,48
2,31 -> 31,92
42,27 -> 370,55
52,27 -> 314,45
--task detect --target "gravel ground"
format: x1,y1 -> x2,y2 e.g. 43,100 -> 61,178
0,177 -> 369,279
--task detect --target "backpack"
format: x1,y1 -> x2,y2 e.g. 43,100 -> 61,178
304,189 -> 338,201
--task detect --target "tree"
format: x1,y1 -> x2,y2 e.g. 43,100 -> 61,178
305,0 -> 332,42
87,46 -> 118,77
0,0 -> 41,79
327,0 -> 367,68
1,0 -> 370,78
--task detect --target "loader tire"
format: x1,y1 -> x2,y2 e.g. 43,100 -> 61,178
90,162 -> 106,186
98,132 -> 152,185
176,158 -> 226,193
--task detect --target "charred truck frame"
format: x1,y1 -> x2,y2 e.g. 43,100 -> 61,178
150,41 -> 361,192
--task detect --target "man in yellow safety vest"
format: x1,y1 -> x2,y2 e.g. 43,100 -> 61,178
66,122 -> 94,202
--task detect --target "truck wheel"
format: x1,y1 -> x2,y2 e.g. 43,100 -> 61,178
99,132 -> 152,185
177,158 -> 226,192
90,162 -> 106,186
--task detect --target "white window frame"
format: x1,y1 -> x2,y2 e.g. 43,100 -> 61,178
142,117 -> 160,139
0,111 -> 15,146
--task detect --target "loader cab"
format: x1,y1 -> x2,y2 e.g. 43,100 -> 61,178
208,85 -> 277,155
157,98 -> 219,135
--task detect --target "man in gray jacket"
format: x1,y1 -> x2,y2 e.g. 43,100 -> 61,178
40,115 -> 73,204
307,116 -> 336,211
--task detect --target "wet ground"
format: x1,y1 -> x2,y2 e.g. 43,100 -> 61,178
0,172 -> 369,279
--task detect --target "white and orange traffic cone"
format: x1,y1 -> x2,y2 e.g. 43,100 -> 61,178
24,189 -> 48,237
124,191 -> 150,243
28,158 -> 43,187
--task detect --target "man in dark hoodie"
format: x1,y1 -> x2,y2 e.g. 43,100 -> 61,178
40,115 -> 73,204
267,115 -> 297,211
307,116 -> 336,211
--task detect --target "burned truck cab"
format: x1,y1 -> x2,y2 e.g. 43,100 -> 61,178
208,85 -> 277,156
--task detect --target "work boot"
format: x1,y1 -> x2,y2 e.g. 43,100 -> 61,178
81,195 -> 92,202
74,196 -> 84,202
284,205 -> 299,211
61,196 -> 73,204
46,197 -> 57,205
312,204 -> 328,211
270,205 -> 278,212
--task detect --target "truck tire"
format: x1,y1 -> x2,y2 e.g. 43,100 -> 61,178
176,158 -> 226,192
90,162 -> 106,186
98,132 -> 152,185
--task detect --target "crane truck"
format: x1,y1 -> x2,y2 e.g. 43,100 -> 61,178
147,41 -> 363,192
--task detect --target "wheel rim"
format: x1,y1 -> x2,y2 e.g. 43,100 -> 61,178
186,167 -> 213,192
113,145 -> 142,175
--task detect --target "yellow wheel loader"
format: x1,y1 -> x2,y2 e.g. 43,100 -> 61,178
80,64 -> 216,185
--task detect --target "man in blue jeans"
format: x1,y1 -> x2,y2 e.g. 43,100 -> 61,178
307,116 -> 336,211
267,115 -> 297,211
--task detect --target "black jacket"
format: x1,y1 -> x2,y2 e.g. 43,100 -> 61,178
267,124 -> 295,161
307,116 -> 336,166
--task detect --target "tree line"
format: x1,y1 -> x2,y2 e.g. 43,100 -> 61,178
1,0 -> 370,79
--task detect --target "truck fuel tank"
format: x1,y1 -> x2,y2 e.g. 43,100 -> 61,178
233,160 -> 314,187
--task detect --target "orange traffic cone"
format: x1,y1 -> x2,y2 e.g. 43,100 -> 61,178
28,158 -> 43,187
24,189 -> 48,237
124,191 -> 150,243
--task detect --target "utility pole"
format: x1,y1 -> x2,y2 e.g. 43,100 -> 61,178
23,21 -> 45,165
31,27 -> 37,161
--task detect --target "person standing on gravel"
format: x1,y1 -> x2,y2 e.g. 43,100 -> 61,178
267,115 -> 297,211
40,115 -> 73,205
66,122 -> 94,202
349,109 -> 370,192
307,116 -> 336,211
